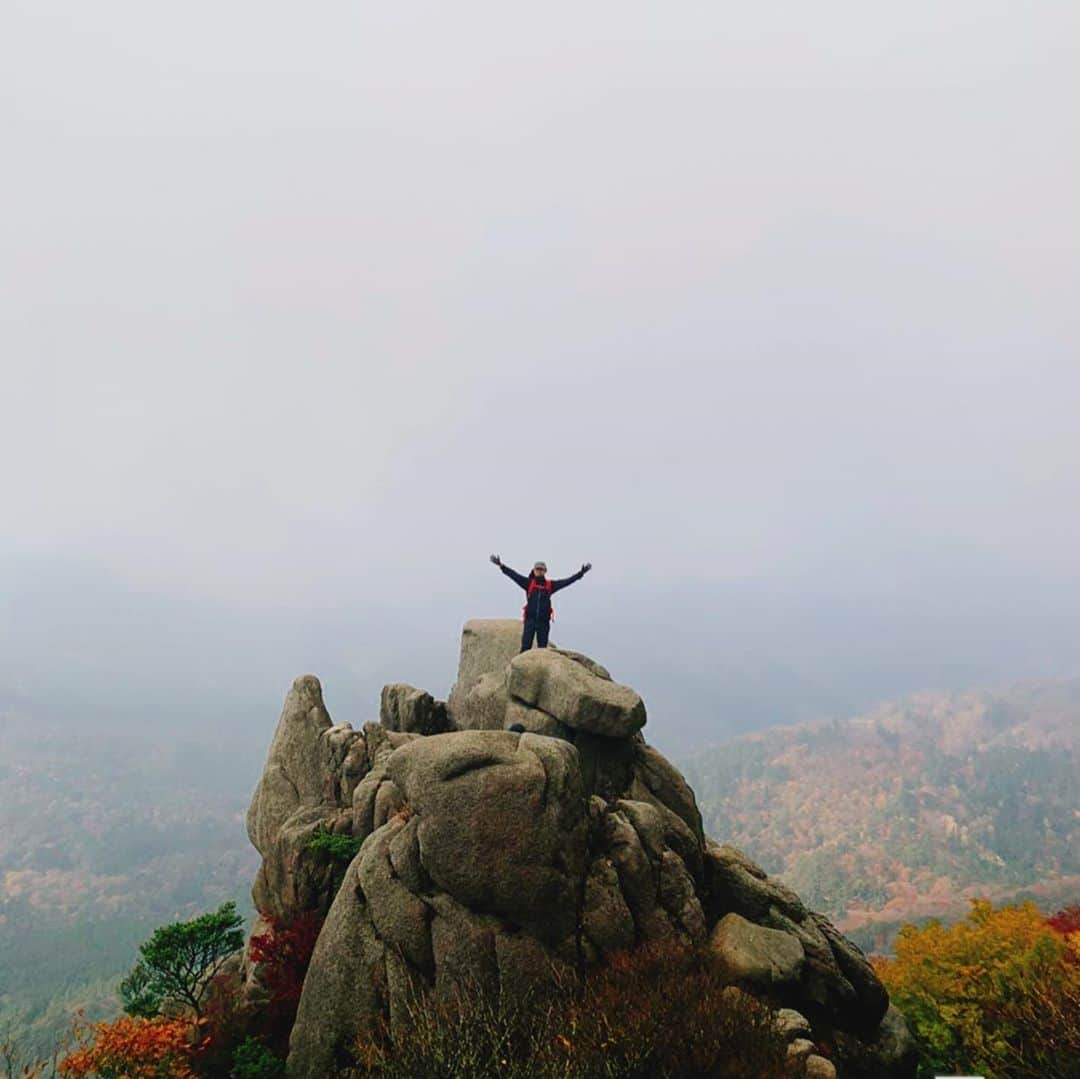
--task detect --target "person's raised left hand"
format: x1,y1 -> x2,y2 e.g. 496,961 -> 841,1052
581,562 -> 592,574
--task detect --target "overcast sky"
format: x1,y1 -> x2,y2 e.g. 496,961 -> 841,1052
3,2 -> 1079,750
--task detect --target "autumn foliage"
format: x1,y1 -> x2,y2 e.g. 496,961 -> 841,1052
247,912 -> 322,1008
1046,903 -> 1080,942
874,898 -> 1080,1079
59,1015 -> 201,1079
49,904 -> 315,1079
545,942 -> 798,1078
353,941 -> 796,1079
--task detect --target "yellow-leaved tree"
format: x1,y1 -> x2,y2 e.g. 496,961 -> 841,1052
873,899 -> 1080,1079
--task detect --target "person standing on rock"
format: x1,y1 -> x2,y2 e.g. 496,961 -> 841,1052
489,555 -> 592,651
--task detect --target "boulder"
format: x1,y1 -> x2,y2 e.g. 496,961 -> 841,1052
446,619 -> 523,721
764,906 -> 853,1020
602,805 -> 667,937
703,841 -> 806,923
787,1037 -> 816,1059
549,647 -> 612,680
834,1003 -> 919,1079
287,729 -> 589,1074
386,730 -> 588,943
775,1007 -> 813,1040
507,648 -> 646,738
452,671 -> 510,731
380,683 -> 449,736
814,912 -> 890,1032
710,912 -> 805,989
700,841 -> 892,1036
356,816 -> 433,974
805,1055 -> 838,1079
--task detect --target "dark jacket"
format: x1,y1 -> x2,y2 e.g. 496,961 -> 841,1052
500,565 -> 586,622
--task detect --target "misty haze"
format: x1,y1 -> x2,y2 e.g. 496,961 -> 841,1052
2,3 -> 1078,1076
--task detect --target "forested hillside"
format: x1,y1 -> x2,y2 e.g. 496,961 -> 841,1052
0,712 -> 258,1058
4,678 -> 1077,1061
684,680 -> 1080,953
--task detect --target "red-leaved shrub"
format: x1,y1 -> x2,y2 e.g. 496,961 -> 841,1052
246,911 -> 324,1056
1046,904 -> 1080,939
248,912 -> 323,1007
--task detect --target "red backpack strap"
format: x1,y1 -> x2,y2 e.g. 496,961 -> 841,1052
525,577 -> 554,619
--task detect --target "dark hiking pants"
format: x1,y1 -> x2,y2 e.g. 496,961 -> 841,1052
521,617 -> 550,652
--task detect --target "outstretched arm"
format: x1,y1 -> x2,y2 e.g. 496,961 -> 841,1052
490,554 -> 529,589
550,562 -> 592,593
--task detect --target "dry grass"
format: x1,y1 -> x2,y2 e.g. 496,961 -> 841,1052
353,941 -> 800,1079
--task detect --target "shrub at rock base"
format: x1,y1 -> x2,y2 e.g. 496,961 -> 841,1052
352,942 -> 804,1079
248,912 -> 324,1011
229,1037 -> 286,1079
244,910 -> 324,1059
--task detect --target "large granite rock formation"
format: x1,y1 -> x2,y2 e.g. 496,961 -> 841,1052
242,623 -> 917,1078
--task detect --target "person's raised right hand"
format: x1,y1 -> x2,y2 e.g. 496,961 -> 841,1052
490,554 -> 502,566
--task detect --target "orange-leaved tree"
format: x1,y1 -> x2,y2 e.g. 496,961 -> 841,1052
58,1015 -> 201,1079
874,898 -> 1080,1079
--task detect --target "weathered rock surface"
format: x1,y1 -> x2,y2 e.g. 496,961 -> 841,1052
834,1004 -> 920,1079
451,670 -> 509,731
507,648 -> 647,738
379,683 -> 449,736
445,618 -> 523,724
445,621 -> 643,740
702,840 -> 891,1036
387,731 -> 588,942
241,625 -> 916,1079
805,1054 -> 839,1079
247,675 -> 335,854
775,1007 -> 814,1040
246,676 -> 366,921
710,912 -> 805,989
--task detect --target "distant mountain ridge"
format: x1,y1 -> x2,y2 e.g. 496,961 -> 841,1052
683,680 -> 1080,952
3,672 -> 1075,1063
